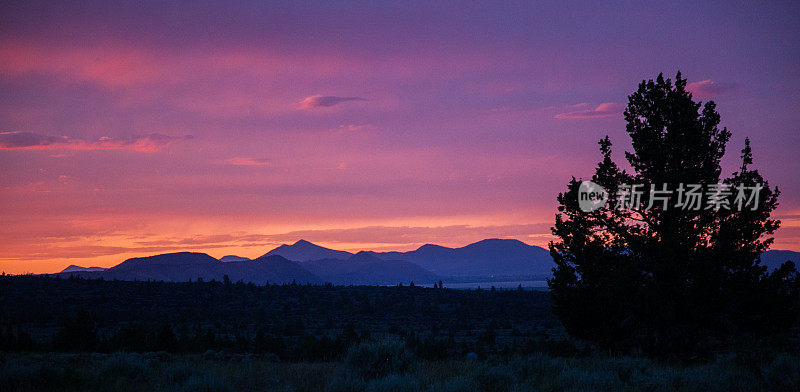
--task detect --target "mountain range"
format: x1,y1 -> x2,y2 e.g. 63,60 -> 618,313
371,239 -> 554,276
61,252 -> 321,285
265,238 -> 554,277
760,250 -> 800,271
301,252 -> 440,285
53,239 -> 800,286
264,239 -> 352,262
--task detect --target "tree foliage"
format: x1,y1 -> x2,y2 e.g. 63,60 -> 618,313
548,72 -> 799,356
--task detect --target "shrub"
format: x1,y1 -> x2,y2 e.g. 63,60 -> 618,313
0,360 -> 81,391
365,374 -> 420,392
101,353 -> 147,381
144,351 -> 173,362
202,350 -> 219,361
472,364 -> 514,392
263,353 -> 281,363
345,337 -> 414,379
556,366 -> 620,391
166,362 -> 198,386
180,374 -> 234,392
761,353 -> 800,391
326,374 -> 367,392
425,377 -> 474,392
509,353 -> 564,382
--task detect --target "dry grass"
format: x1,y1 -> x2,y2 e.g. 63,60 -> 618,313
1,349 -> 798,392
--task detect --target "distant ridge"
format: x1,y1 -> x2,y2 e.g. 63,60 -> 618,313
60,265 -> 106,273
52,239 -> 556,283
264,239 -> 353,262
49,240 -> 799,285
301,251 -> 440,285
57,252 -> 320,285
219,255 -> 250,262
371,238 -> 554,277
760,250 -> 800,271
262,238 -> 554,278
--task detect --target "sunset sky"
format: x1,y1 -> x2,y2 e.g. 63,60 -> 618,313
1,1 -> 799,274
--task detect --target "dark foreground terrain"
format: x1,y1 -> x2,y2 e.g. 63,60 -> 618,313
3,349 -> 799,392
1,275 -> 798,391
0,275 -> 558,359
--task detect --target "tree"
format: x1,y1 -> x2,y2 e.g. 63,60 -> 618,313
548,72 -> 798,356
52,309 -> 99,352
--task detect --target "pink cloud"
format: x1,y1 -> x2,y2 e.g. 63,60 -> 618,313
0,42 -> 163,87
686,79 -> 731,99
329,124 -> 375,133
0,131 -> 192,152
554,102 -> 624,119
227,157 -> 271,166
298,95 -> 366,109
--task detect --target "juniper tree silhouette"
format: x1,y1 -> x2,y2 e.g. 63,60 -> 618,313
548,72 -> 799,357
53,309 -> 98,352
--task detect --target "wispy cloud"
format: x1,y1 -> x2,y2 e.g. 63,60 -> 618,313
298,95 -> 366,109
226,157 -> 271,167
329,124 -> 375,133
554,102 -> 624,119
0,131 -> 192,152
686,79 -> 732,99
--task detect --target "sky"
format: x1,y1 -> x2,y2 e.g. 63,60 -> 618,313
1,1 -> 799,274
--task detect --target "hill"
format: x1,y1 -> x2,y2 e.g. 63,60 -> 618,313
219,255 -> 250,262
301,251 -> 440,285
60,265 -> 106,273
371,238 -> 554,277
263,239 -> 353,261
50,241 -> 798,284
761,250 -> 800,271
56,252 -> 320,284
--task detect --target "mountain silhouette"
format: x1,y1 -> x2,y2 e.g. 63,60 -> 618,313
58,252 -> 321,284
760,250 -> 800,271
50,239 -> 558,283
264,239 -> 353,261
371,238 -> 554,277
219,255 -> 250,262
214,254 -> 320,284
106,252 -> 220,281
60,265 -> 106,273
51,241 -> 799,285
301,251 -> 439,285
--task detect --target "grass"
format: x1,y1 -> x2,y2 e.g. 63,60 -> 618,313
1,349 -> 797,392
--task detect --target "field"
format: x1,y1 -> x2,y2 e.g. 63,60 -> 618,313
1,275 -> 798,391
0,275 -> 562,359
2,349 -> 799,392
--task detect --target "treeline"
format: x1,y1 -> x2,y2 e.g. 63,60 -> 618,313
0,315 -> 579,361
0,275 -> 568,361
0,311 -> 353,361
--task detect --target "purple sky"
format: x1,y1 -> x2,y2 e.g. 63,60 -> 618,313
1,1 -> 799,273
